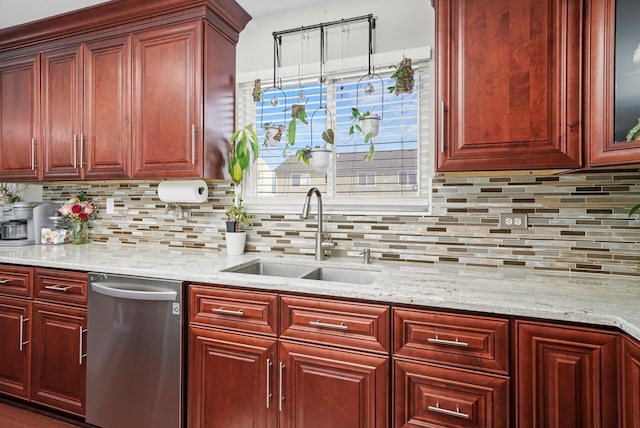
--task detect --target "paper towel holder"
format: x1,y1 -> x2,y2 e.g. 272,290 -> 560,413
157,180 -> 208,204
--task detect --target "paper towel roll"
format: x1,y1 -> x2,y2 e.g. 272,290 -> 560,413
157,180 -> 208,203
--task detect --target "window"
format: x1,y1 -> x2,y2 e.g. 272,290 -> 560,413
358,171 -> 376,186
237,56 -> 432,214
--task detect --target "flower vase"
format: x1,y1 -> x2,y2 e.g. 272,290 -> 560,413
71,222 -> 89,244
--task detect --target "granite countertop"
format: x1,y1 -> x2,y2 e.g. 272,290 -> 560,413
1,243 -> 638,341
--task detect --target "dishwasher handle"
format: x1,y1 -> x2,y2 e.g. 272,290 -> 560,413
91,281 -> 178,301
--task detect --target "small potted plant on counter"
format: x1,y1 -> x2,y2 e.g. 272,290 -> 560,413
226,123 -> 259,255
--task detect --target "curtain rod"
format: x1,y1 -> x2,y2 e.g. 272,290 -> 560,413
272,14 -> 375,38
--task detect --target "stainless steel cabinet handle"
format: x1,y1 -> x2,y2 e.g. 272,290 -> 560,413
211,307 -> 244,317
309,320 -> 349,331
31,138 -> 37,170
79,327 -> 87,364
44,284 -> 72,292
0,279 -> 11,284
440,100 -> 446,154
73,134 -> 78,168
19,315 -> 29,351
266,358 -> 273,409
191,124 -> 196,164
427,336 -> 469,347
428,403 -> 469,419
278,362 -> 285,412
80,134 -> 85,168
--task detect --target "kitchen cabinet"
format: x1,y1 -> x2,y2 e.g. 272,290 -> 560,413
0,0 -> 249,181
435,0 -> 583,171
188,285 -> 390,428
586,0 -> 640,166
30,302 -> 87,416
622,336 -> 640,428
0,265 -> 87,418
41,37 -> 130,180
0,53 -> 40,181
515,320 -> 619,428
0,296 -> 31,400
0,265 -> 33,400
392,307 -> 509,427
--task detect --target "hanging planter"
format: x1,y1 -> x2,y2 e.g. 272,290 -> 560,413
360,114 -> 381,139
307,147 -> 332,170
388,57 -> 415,95
263,124 -> 285,146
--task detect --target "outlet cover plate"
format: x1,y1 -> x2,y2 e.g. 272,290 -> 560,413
499,213 -> 528,230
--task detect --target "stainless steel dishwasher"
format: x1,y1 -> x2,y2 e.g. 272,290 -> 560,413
86,273 -> 183,428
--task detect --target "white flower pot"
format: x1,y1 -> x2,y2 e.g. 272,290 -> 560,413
264,125 -> 285,146
309,148 -> 331,171
225,231 -> 246,256
360,115 -> 380,139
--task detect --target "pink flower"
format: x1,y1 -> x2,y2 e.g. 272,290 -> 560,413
59,206 -> 71,216
84,203 -> 94,215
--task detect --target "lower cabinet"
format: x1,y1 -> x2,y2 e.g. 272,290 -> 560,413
622,337 -> 640,428
515,320 -> 619,428
31,302 -> 87,416
188,284 -> 390,428
0,296 -> 31,400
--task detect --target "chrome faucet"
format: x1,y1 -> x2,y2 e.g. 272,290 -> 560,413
301,187 -> 335,260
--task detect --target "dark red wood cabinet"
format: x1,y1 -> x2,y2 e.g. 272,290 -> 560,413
0,296 -> 31,400
0,53 -> 40,181
516,320 -> 619,428
622,336 -> 640,428
435,0 -> 583,172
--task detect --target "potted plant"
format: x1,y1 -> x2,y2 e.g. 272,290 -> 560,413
226,124 -> 259,255
280,104 -> 308,156
387,57 -> 415,95
349,107 -> 379,161
296,128 -> 335,170
263,123 -> 285,146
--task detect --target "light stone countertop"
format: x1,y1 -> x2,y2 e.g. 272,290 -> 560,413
1,243 -> 639,341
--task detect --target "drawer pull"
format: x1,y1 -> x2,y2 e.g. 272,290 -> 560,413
427,336 -> 469,347
278,361 -> 285,412
19,315 -> 29,351
79,327 -> 87,365
0,279 -> 11,284
266,359 -> 273,409
211,307 -> 244,317
45,285 -> 72,293
428,403 -> 469,419
309,320 -> 349,331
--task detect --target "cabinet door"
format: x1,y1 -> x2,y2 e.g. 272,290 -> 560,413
393,359 -> 509,428
279,340 -> 388,428
435,0 -> 583,171
188,326 -> 277,428
31,302 -> 86,416
83,36 -> 131,179
0,297 -> 30,400
586,0 -> 640,165
0,54 -> 40,181
41,44 -> 83,180
622,336 -> 640,428
132,21 -> 202,178
516,321 -> 618,428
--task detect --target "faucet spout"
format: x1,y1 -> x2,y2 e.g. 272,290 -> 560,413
301,187 -> 333,260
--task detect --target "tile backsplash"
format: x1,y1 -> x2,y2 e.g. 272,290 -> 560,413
42,171 -> 640,276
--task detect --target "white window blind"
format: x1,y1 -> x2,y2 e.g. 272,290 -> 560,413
236,61 -> 432,214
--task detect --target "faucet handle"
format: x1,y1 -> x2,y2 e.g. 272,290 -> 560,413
360,249 -> 371,264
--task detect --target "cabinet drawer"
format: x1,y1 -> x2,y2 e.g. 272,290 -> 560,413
189,284 -> 278,336
393,359 -> 509,428
0,264 -> 33,299
280,295 -> 390,354
393,308 -> 509,374
34,268 -> 88,306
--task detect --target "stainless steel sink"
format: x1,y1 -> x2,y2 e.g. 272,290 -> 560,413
302,267 -> 376,284
223,260 -> 377,284
222,261 -> 312,278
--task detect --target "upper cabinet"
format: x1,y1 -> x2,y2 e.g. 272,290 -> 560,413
586,0 -> 640,166
0,53 -> 40,181
435,0 -> 584,172
0,0 -> 250,181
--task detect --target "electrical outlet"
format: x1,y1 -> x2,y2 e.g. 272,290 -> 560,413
499,213 -> 528,230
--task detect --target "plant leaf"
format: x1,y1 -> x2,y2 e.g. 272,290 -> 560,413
629,203 -> 640,217
322,129 -> 335,145
287,119 -> 297,144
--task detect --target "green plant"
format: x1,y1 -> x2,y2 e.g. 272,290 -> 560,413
630,203 -> 640,219
225,202 -> 253,230
282,104 -> 308,157
227,124 -> 259,231
295,128 -> 335,166
348,108 -> 378,161
387,57 -> 415,95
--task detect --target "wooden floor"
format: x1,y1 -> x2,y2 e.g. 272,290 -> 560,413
0,401 -> 83,428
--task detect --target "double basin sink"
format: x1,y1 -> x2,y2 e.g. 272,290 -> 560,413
222,260 -> 377,285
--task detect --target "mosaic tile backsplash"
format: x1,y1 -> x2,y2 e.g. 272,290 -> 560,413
42,171 -> 640,276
